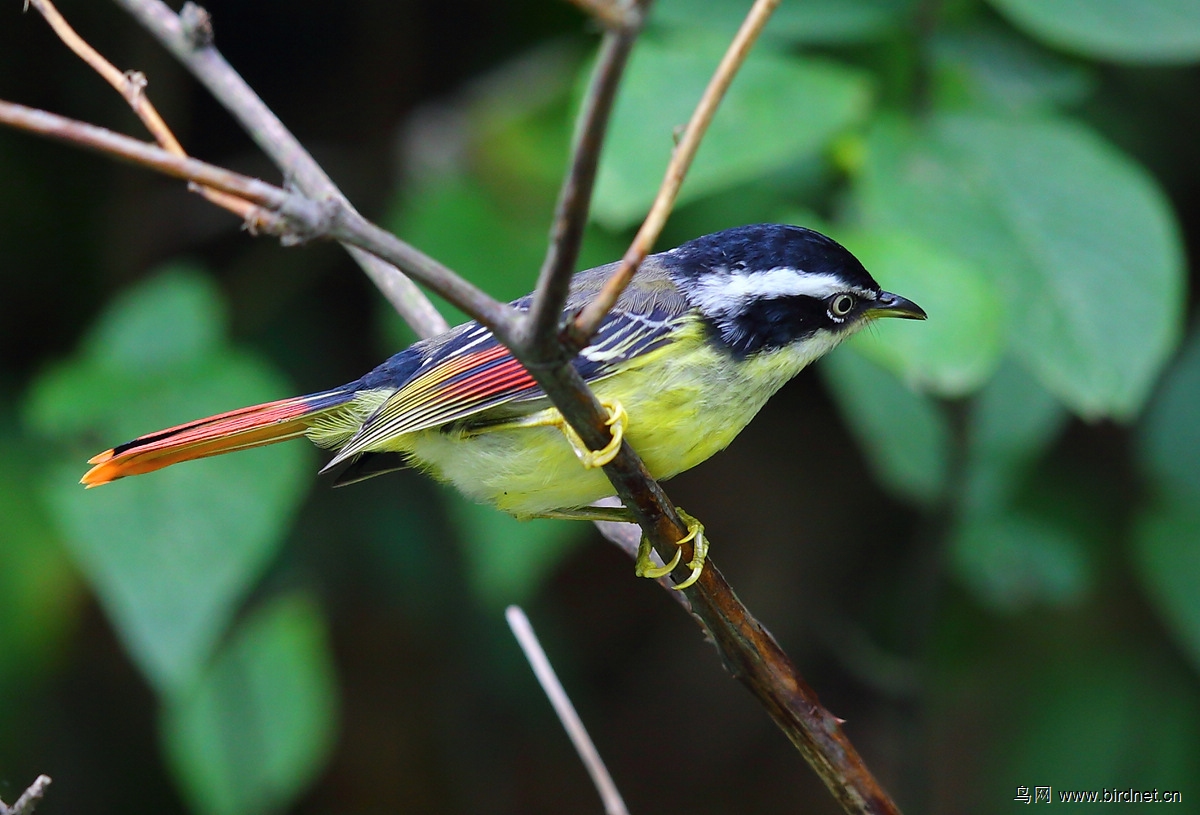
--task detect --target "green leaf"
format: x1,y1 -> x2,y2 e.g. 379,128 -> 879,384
386,172 -> 623,339
85,265 -> 225,375
931,23 -> 1095,112
1140,326 -> 1200,498
821,349 -> 950,504
389,174 -> 548,328
1134,498 -> 1200,675
652,0 -> 916,44
989,0 -> 1200,64
163,595 -> 338,815
856,113 -> 1185,419
841,229 -> 1004,396
951,512 -> 1089,612
448,490 -> 585,607
969,360 -> 1066,462
26,268 -> 310,694
593,34 -> 871,228
963,359 -> 1066,512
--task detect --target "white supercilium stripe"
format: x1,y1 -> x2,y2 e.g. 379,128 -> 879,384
690,268 -> 868,316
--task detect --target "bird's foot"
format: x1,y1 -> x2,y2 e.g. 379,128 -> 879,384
636,509 -> 708,590
557,399 -> 628,469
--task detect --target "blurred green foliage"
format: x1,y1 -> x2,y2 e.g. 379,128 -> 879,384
26,269 -> 313,695
989,0 -> 1200,63
3,0 -> 1200,813
855,112 -> 1184,419
591,32 -> 872,227
162,595 -> 338,815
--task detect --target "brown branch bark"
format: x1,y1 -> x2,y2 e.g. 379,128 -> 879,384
111,0 -> 449,338
27,0 -> 260,223
570,0 -> 782,343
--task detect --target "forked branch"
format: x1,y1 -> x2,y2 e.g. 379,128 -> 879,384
112,0 -> 449,337
570,0 -> 782,342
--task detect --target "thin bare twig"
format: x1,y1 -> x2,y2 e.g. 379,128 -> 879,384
0,98 -> 522,333
570,0 -> 782,343
0,100 -> 317,233
0,775 -> 51,815
523,16 -> 644,358
506,607 -> 629,815
27,0 -> 258,222
111,0 -> 449,338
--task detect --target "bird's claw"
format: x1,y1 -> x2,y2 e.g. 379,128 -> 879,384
635,539 -> 683,579
635,510 -> 708,590
559,399 -> 628,469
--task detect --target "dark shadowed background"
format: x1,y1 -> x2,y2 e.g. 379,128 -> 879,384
2,1 -> 1200,813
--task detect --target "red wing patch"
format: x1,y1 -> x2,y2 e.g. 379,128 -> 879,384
330,342 -> 541,459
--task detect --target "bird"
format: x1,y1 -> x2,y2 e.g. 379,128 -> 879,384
82,223 -> 925,588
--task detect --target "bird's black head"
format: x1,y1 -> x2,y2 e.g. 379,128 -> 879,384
664,224 -> 924,357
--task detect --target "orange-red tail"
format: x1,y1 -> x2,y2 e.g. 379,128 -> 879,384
81,391 -> 351,487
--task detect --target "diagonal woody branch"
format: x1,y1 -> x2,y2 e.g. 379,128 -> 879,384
523,17 -> 644,359
497,0 -> 902,809
111,0 -> 449,337
0,99 -> 518,332
27,0 -> 272,228
570,0 -> 782,343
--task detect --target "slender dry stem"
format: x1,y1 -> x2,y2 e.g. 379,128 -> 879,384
0,100 -> 313,232
570,0 -> 782,343
0,98 -> 521,332
0,775 -> 51,815
111,0 -> 450,337
28,0 -> 269,225
506,607 -> 629,815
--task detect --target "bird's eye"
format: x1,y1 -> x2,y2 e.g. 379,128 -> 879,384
829,294 -> 855,319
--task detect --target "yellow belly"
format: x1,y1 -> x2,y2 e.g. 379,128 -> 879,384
400,328 -> 836,516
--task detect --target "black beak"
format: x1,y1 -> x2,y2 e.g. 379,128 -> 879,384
867,291 -> 926,320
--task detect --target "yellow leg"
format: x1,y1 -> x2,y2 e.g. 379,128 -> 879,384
495,399 -> 628,469
559,399 -> 627,468
634,535 -> 682,579
635,509 -> 707,590
534,504 -> 708,591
